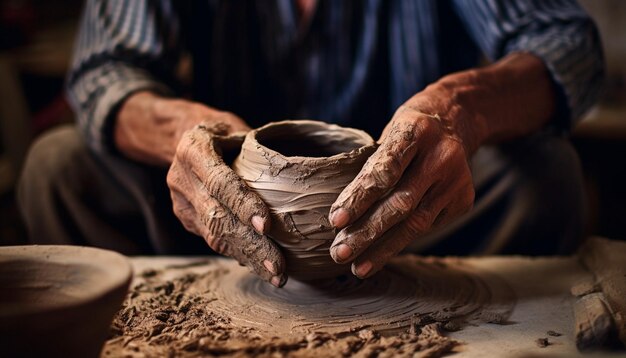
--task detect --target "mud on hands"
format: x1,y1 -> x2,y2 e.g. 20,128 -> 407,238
328,88 -> 477,280
327,52 -> 560,278
167,125 -> 287,288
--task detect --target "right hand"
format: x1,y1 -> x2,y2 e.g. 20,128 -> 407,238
167,123 -> 287,288
117,93 -> 287,287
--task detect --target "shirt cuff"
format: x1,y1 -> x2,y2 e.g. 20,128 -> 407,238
504,21 -> 605,132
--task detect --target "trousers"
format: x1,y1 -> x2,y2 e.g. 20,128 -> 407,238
16,125 -> 586,256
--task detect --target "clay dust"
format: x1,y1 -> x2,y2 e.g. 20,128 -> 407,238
102,256 -> 515,357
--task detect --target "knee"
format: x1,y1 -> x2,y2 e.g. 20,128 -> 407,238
17,126 -> 86,216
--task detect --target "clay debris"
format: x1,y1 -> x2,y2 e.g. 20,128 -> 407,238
102,257 -> 515,357
103,272 -> 458,358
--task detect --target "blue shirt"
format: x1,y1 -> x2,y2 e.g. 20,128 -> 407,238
67,0 -> 604,153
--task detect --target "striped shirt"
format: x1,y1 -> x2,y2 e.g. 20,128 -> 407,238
67,0 -> 604,154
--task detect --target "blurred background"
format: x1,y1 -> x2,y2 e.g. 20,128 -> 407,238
0,0 -> 624,246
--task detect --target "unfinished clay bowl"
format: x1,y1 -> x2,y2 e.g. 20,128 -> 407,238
0,245 -> 132,357
233,120 -> 376,280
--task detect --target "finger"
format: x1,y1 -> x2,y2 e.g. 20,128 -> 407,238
329,119 -> 423,228
194,195 -> 287,287
330,136 -> 471,263
330,186 -> 435,264
177,126 -> 271,234
351,181 -> 474,279
170,188 -> 201,234
168,162 -> 287,287
168,160 -> 203,233
350,186 -> 449,279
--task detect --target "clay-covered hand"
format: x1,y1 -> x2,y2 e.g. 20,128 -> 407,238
166,122 -> 287,288
117,93 -> 287,287
328,83 -> 479,279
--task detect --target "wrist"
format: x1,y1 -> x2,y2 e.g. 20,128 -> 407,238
414,53 -> 556,156
114,91 -> 180,165
410,72 -> 489,156
115,91 -> 250,166
114,91 -> 156,159
445,53 -> 556,148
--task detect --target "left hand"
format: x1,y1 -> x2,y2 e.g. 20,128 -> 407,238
328,83 -> 479,279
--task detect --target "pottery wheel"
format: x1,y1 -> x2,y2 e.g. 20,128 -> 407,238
103,256 -> 515,357
209,256 -> 514,335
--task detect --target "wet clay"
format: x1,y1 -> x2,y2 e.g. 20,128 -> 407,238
102,256 -> 515,357
233,120 -> 376,280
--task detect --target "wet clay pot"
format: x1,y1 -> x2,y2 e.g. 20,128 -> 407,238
0,245 -> 132,358
233,120 -> 376,280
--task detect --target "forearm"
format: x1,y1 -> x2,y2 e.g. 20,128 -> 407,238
411,52 -> 556,154
114,91 -> 251,166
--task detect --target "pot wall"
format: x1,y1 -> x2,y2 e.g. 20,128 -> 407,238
233,120 -> 375,280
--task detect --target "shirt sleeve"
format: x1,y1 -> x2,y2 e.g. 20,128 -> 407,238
66,0 -> 181,153
451,0 -> 605,130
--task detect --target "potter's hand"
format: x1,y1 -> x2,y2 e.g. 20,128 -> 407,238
328,86 -> 476,279
163,120 -> 286,288
328,53 -> 559,278
117,92 -> 286,286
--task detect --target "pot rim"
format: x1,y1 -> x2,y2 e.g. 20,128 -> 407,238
246,120 -> 376,163
0,245 -> 132,320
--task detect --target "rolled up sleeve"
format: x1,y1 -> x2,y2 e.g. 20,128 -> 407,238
66,0 -> 180,153
452,0 -> 605,130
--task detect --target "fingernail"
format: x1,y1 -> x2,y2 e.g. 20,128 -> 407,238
354,261 -> 373,278
263,260 -> 276,275
271,275 -> 286,288
251,215 -> 266,233
332,244 -> 352,262
330,208 -> 350,228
